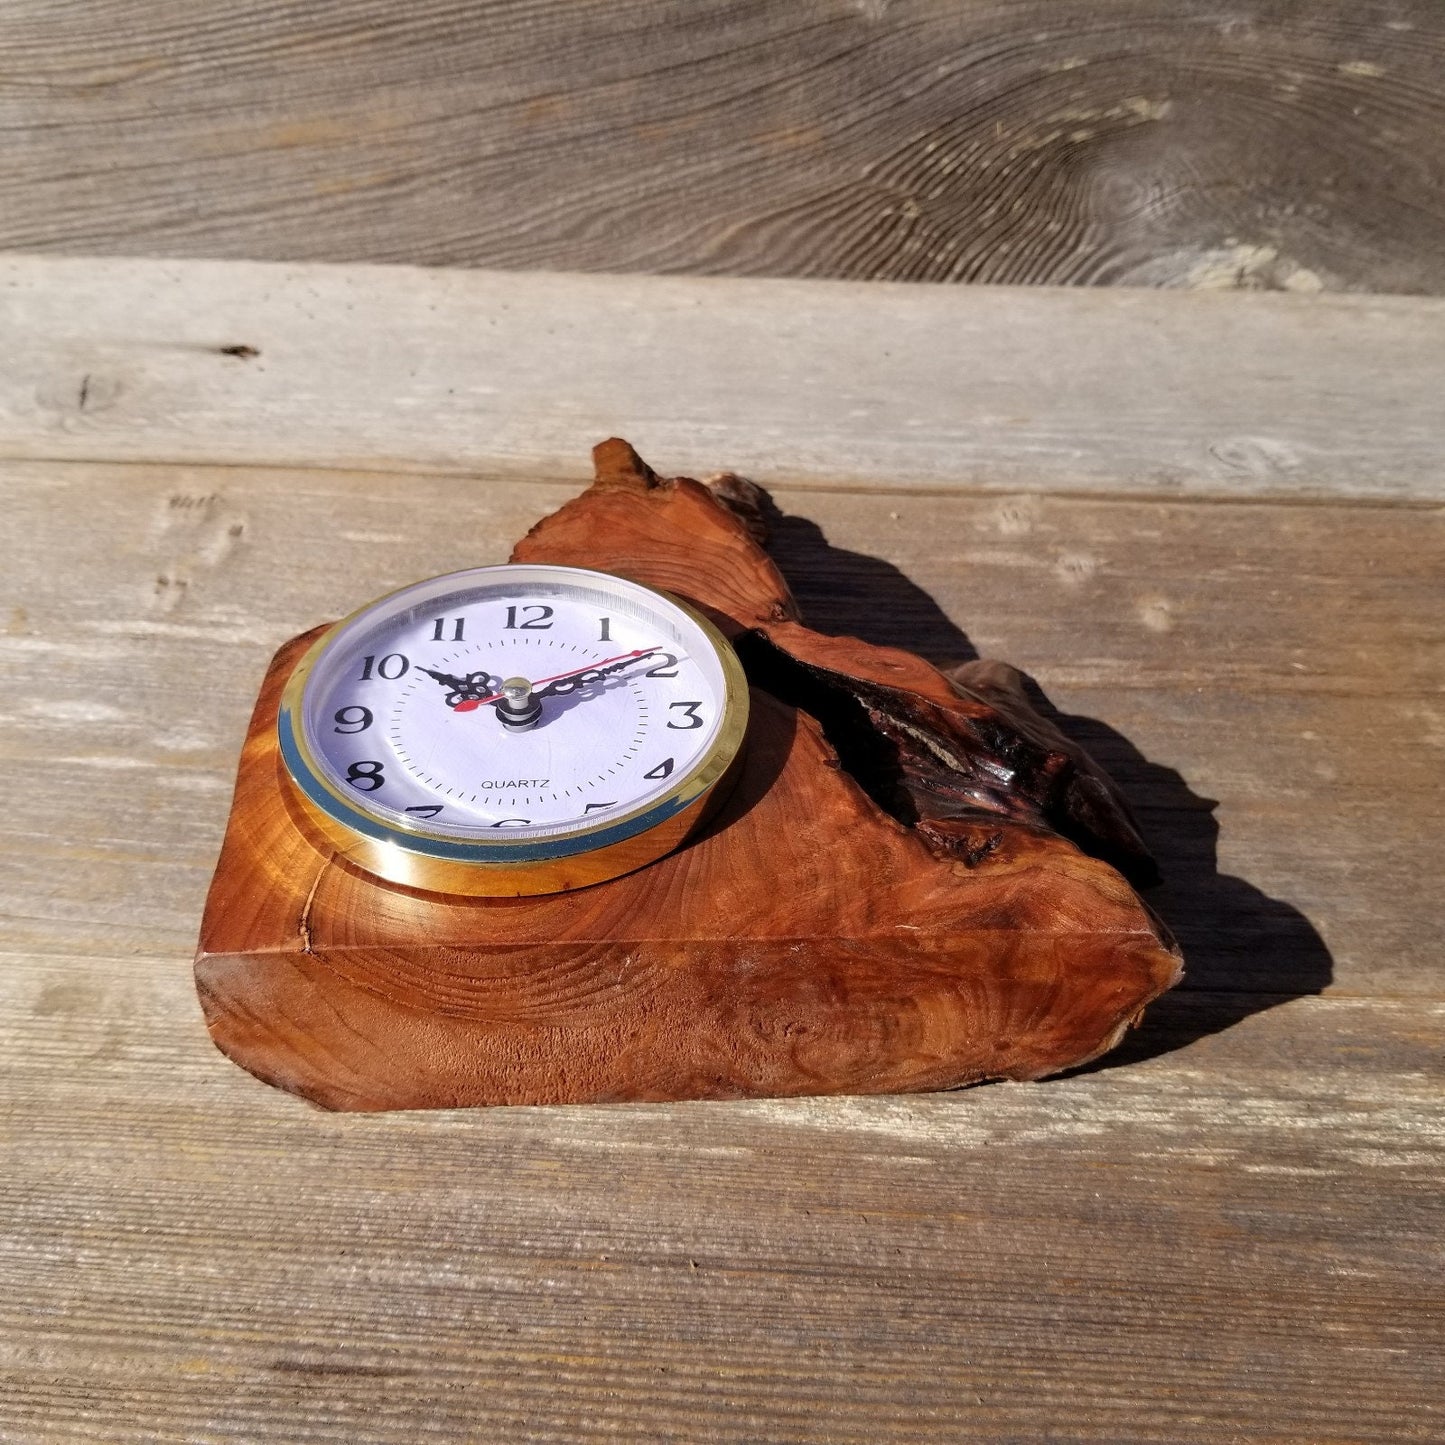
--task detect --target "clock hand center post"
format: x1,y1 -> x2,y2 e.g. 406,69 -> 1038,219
496,676 -> 542,732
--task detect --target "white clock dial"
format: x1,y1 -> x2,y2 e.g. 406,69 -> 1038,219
277,565 -> 748,890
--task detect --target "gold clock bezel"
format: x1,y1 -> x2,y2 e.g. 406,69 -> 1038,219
275,565 -> 750,897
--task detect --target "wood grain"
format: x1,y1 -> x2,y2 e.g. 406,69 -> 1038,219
2,261 -> 1442,1440
196,446 -> 1179,1109
3,452 -> 1441,1438
3,955 -> 1441,1442
3,2 -> 1444,294
5,254 -> 1445,501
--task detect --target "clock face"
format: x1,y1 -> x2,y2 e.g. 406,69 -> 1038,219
277,564 -> 747,890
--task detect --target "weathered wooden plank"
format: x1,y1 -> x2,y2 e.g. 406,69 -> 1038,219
1,458 -> 1440,1002
1,944 -> 1440,1443
3,255 -> 1444,500
3,1 -> 1444,295
2,254 -> 1442,1444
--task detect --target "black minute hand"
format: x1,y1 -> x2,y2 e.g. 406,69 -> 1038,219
448,649 -> 662,714
532,649 -> 660,701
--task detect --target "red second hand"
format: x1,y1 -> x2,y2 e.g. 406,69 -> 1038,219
452,648 -> 659,712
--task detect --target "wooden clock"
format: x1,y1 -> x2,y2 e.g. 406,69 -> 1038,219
195,439 -> 1182,1111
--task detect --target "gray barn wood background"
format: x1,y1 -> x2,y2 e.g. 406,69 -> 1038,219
4,7 -> 1445,1442
4,0 -> 1444,291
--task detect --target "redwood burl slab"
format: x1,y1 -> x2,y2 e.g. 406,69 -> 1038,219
195,440 -> 1182,1110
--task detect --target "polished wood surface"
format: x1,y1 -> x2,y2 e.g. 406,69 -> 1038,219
197,442 -> 1178,1108
4,2 -> 1445,294
2,261 -> 1441,1440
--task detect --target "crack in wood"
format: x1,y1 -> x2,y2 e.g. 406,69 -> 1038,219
297,867 -> 326,956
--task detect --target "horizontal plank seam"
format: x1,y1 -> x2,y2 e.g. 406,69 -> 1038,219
3,452 -> 1442,513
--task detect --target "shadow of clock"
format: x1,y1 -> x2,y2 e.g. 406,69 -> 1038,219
759,502 -> 1334,1071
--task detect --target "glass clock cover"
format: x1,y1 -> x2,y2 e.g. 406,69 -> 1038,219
277,564 -> 748,894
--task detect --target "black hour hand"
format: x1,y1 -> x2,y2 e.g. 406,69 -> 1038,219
421,666 -> 498,707
421,666 -> 472,690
